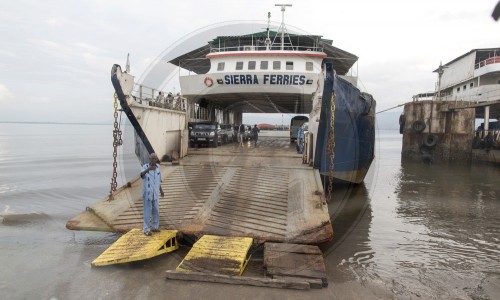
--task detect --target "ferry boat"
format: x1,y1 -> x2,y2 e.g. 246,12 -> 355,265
68,5 -> 376,243
112,5 -> 376,184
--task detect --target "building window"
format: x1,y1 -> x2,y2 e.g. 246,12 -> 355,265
217,62 -> 225,71
236,61 -> 243,70
470,83 -> 474,88
260,61 -> 268,70
306,62 -> 313,71
248,61 -> 256,70
463,85 -> 466,91
457,87 -> 460,92
286,61 -> 293,70
273,61 -> 281,70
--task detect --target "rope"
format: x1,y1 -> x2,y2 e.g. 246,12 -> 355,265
376,103 -> 405,114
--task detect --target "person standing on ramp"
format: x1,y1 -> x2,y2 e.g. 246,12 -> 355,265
140,153 -> 164,236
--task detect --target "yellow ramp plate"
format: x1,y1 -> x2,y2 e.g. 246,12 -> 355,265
92,228 -> 178,266
177,235 -> 253,276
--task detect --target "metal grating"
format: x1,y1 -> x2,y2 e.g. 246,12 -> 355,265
204,167 -> 289,238
112,165 -> 227,229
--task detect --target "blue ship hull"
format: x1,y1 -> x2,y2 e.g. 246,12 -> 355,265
314,63 -> 376,183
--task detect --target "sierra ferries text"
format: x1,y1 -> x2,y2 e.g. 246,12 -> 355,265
223,74 -> 308,85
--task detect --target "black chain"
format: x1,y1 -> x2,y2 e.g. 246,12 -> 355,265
109,93 -> 122,200
327,92 -> 336,201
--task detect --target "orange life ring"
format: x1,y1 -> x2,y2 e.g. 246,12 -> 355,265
204,77 -> 214,87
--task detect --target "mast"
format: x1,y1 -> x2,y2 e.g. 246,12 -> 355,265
434,61 -> 447,101
275,4 -> 292,51
266,11 -> 271,50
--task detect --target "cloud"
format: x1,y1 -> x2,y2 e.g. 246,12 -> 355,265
33,39 -> 72,54
0,49 -> 21,60
75,42 -> 102,54
0,0 -> 497,123
45,17 -> 69,26
0,84 -> 14,102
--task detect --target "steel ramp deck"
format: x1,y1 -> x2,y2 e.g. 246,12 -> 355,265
67,137 -> 333,244
91,228 -> 178,266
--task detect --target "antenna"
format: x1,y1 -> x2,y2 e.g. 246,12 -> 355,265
125,53 -> 130,73
275,4 -> 292,50
266,12 -> 271,50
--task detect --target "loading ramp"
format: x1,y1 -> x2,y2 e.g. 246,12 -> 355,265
176,235 -> 253,276
91,228 -> 178,266
67,135 -> 333,244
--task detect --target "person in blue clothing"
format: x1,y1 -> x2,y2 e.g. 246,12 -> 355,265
251,124 -> 260,146
140,153 -> 164,236
297,122 -> 308,154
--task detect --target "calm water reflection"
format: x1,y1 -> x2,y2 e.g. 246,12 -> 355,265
320,130 -> 500,298
1,125 -> 499,299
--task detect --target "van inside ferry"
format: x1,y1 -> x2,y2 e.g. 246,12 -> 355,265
290,115 -> 309,143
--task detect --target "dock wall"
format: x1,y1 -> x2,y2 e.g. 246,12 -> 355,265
401,101 -> 475,163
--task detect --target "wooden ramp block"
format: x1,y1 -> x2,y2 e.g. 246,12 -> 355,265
176,235 -> 253,276
92,228 -> 178,266
165,270 -> 311,290
264,242 -> 328,287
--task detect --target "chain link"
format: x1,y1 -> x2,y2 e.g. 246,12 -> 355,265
327,92 -> 336,200
109,93 -> 122,200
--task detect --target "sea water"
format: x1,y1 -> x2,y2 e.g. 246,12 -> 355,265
0,123 -> 499,299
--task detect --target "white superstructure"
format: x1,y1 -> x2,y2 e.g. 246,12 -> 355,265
180,51 -> 325,98
178,6 -> 332,121
424,48 -> 500,102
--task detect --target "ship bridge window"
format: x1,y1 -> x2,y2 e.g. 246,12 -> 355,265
273,61 -> 281,70
236,61 -> 243,70
306,62 -> 313,71
286,61 -> 293,70
248,61 -> 256,70
260,61 -> 268,70
217,62 -> 225,71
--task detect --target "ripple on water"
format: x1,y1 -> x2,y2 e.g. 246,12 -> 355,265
1,213 -> 52,226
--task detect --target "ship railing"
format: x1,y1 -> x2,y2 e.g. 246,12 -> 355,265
412,92 -> 436,102
209,45 -> 324,53
131,84 -> 186,112
432,91 -> 453,101
473,128 -> 500,149
475,128 -> 500,137
474,56 -> 500,69
189,103 -> 210,121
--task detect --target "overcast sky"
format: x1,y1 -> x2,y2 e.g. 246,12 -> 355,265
0,0 -> 498,124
